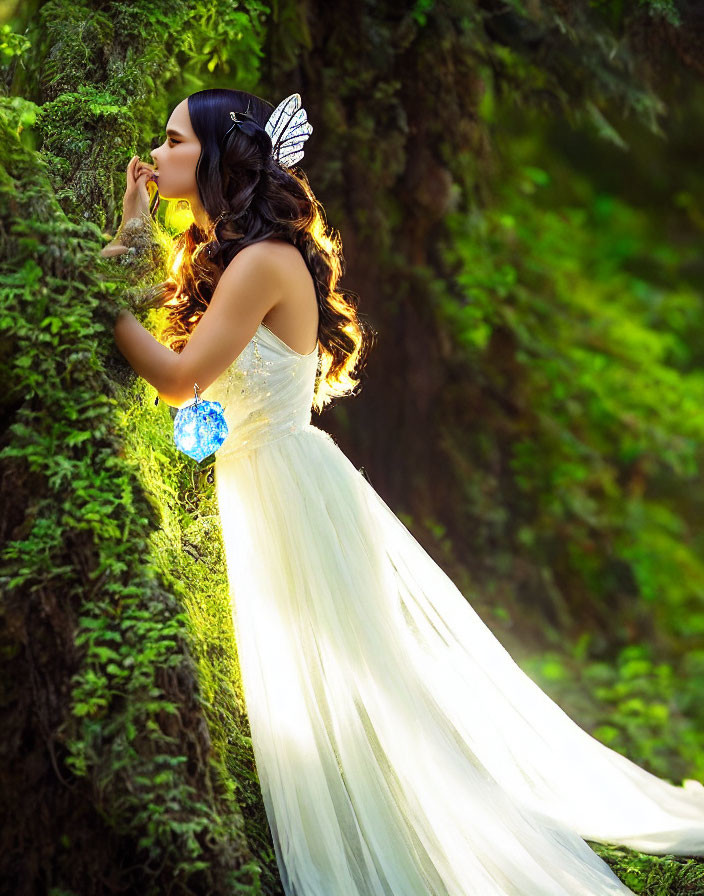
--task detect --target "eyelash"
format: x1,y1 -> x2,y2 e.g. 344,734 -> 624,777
166,137 -> 179,147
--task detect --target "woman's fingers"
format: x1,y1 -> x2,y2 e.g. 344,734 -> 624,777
125,157 -> 156,202
127,157 -> 149,184
129,156 -> 151,177
135,161 -> 155,178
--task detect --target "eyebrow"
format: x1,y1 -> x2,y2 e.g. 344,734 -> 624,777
165,128 -> 186,138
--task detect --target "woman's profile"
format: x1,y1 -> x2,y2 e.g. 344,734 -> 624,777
105,88 -> 704,896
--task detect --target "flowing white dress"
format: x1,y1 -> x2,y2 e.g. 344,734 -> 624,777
201,321 -> 704,896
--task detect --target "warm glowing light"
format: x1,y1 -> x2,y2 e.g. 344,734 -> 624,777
171,245 -> 185,278
310,214 -> 339,255
165,198 -> 196,233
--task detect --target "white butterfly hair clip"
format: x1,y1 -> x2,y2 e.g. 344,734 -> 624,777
264,93 -> 313,168
225,93 -> 313,169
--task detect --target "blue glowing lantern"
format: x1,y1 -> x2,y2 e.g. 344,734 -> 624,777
173,384 -> 228,462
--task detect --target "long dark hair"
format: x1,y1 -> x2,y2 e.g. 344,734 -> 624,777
146,88 -> 374,413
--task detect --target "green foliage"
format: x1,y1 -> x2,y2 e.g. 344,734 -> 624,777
522,641 -> 704,784
589,844 -> 704,895
449,0 -> 670,141
432,118 -> 704,647
0,23 -> 31,62
590,0 -> 683,29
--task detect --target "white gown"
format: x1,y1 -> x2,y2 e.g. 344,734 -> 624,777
201,321 -> 704,896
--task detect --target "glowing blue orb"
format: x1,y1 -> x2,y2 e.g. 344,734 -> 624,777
173,399 -> 228,462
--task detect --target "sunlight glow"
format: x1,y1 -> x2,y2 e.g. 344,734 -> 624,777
164,198 -> 196,234
170,245 -> 185,279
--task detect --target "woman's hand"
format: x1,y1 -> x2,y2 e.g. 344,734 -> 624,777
100,156 -> 158,257
122,155 -> 157,222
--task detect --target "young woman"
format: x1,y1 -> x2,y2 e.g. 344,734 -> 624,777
106,88 -> 704,896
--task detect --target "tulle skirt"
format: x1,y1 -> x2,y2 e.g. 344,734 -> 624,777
214,423 -> 704,896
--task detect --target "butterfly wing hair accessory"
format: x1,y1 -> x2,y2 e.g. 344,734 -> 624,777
265,93 -> 313,168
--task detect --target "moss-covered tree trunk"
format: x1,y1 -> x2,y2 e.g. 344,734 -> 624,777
0,1 -> 281,893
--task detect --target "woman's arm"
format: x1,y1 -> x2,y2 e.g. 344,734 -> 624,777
100,214 -> 179,402
113,309 -> 183,407
113,243 -> 282,409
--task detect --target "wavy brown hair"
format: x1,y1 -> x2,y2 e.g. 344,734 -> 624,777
144,87 -> 375,414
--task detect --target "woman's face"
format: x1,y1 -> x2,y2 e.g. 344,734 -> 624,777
150,99 -> 202,204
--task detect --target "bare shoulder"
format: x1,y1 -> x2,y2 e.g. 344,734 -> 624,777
216,240 -> 317,354
216,239 -> 284,298
263,237 -> 310,281
224,238 -> 301,282
240,238 -> 310,290
225,238 -> 280,271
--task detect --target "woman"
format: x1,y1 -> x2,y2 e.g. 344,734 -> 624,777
105,88 -> 704,896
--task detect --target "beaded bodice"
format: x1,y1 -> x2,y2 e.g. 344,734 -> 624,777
199,322 -> 319,462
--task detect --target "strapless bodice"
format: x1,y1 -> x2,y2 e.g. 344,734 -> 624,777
199,322 -> 319,463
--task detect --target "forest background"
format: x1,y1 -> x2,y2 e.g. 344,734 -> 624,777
2,0 -> 704,893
